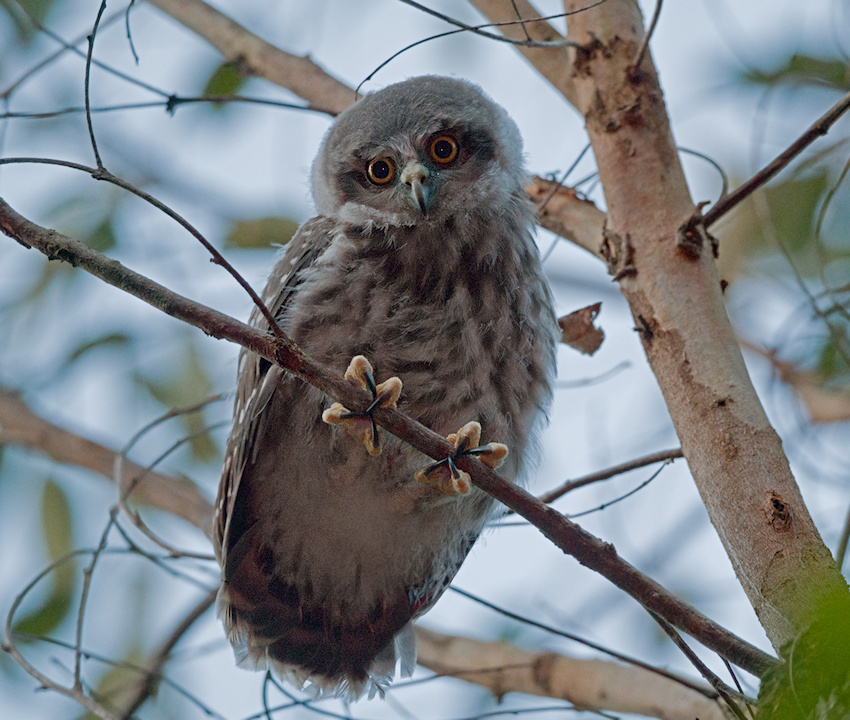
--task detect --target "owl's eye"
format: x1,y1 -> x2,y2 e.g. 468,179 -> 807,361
429,136 -> 459,164
366,157 -> 395,185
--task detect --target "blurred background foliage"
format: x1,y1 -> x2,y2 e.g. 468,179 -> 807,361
0,1 -> 849,719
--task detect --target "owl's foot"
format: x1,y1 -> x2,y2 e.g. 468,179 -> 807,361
414,421 -> 508,495
322,355 -> 402,456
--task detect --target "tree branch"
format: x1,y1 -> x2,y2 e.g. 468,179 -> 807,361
415,627 -> 733,720
528,175 -> 606,255
703,88 -> 850,228
0,386 -> 213,533
143,0 -> 355,115
0,196 -> 775,677
556,0 -> 849,650
468,0 -> 579,106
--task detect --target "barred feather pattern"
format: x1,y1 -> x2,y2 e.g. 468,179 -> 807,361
214,76 -> 557,700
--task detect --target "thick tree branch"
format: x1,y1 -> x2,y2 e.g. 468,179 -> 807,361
144,0 -> 354,115
415,627 -> 732,720
0,386 -> 213,533
0,197 -> 775,677
468,0 -> 579,106
557,0 -> 849,650
528,175 -> 606,255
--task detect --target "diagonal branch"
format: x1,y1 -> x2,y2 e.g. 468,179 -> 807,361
143,0 -> 354,114
0,196 -> 776,677
468,0 -> 579,105
415,627 -> 733,720
0,386 -> 213,533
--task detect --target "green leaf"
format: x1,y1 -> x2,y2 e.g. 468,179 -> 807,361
85,216 -> 117,252
757,593 -> 850,719
203,61 -> 247,107
13,480 -> 76,638
763,171 -> 828,256
743,54 -> 850,90
225,217 -> 299,249
0,0 -> 58,42
136,342 -> 219,463
67,332 -> 132,364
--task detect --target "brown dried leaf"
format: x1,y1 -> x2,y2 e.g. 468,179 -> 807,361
558,302 -> 604,356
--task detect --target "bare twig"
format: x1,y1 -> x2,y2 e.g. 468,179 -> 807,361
651,613 -> 751,720
468,0 -> 579,105
118,590 -> 217,719
84,1 -> 108,169
630,0 -> 662,71
0,155 -> 285,343
2,549 -> 122,720
0,197 -> 777,677
538,447 -> 684,504
703,89 -> 850,227
397,0 -> 585,48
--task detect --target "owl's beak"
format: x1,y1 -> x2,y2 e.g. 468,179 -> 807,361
400,161 -> 432,215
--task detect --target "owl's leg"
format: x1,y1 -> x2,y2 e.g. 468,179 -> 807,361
322,355 -> 402,456
414,421 -> 508,496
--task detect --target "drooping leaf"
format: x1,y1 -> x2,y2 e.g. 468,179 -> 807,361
136,341 -> 219,463
13,479 -> 76,638
763,171 -> 829,256
67,332 -> 132,364
225,216 -> 299,249
0,0 -> 58,42
203,61 -> 247,108
743,54 -> 850,90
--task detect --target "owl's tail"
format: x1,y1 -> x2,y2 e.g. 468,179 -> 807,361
216,581 -> 418,701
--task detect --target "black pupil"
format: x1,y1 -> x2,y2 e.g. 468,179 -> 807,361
434,139 -> 453,159
372,160 -> 390,180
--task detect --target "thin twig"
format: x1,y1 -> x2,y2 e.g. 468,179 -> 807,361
84,1 -> 108,169
0,197 -> 778,677
537,447 -> 683,504
630,0 -> 662,71
118,590 -> 217,719
450,586 -> 719,697
703,88 -> 850,227
74,510 -> 115,688
651,612 -> 752,720
396,0 -> 595,48
0,155 -> 285,343
2,549 -> 122,720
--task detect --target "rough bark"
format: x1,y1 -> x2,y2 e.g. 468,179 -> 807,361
554,0 -> 849,649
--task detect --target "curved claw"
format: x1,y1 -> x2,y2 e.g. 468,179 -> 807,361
415,421 -> 509,496
322,356 -> 403,456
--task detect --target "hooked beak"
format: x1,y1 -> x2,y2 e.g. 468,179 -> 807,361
400,161 -> 432,215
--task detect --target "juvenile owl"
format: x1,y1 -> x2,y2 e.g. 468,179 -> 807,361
214,75 -> 557,699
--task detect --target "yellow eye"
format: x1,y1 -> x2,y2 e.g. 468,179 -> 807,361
429,135 -> 459,164
366,157 -> 395,185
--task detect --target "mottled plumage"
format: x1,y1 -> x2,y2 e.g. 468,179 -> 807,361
214,75 -> 557,699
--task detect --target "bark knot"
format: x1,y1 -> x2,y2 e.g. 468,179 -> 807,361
764,492 -> 792,532
601,227 -> 636,280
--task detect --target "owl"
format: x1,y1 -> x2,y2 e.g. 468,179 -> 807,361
214,75 -> 557,699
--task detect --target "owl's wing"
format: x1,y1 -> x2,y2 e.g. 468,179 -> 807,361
214,216 -> 335,564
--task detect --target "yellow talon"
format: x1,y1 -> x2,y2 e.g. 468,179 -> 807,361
322,356 -> 402,456
415,421 -> 509,496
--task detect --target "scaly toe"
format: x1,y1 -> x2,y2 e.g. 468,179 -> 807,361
415,421 -> 509,495
322,356 -> 403,456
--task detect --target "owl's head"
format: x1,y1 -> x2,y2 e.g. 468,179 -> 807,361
311,76 -> 526,228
